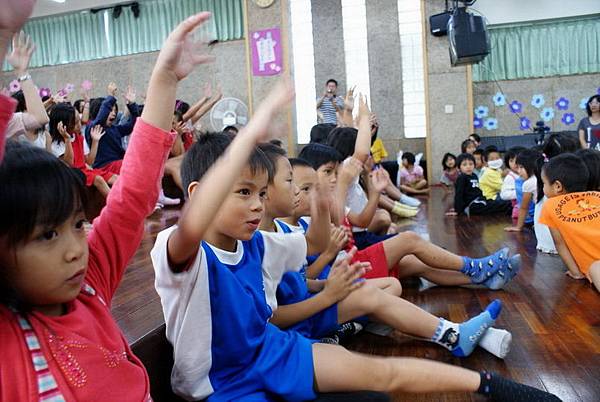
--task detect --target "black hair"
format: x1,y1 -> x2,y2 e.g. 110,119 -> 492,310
483,145 -> 499,162
516,149 -> 544,202
73,99 -> 85,114
269,139 -> 284,148
456,153 -> 475,169
503,146 -> 526,168
180,133 -> 272,196
41,95 -> 51,103
461,139 -> 475,153
441,152 -> 456,170
585,94 -> 600,117
297,143 -> 342,170
326,79 -> 338,87
542,153 -> 590,193
542,133 -> 579,158
289,157 -> 313,169
89,97 -> 118,122
310,123 -> 336,144
469,133 -> 481,143
223,125 -> 239,134
402,152 -> 416,165
173,110 -> 183,122
259,143 -> 287,183
575,149 -> 600,190
326,127 -> 358,160
175,100 -> 190,115
49,103 -> 77,144
11,90 -> 26,112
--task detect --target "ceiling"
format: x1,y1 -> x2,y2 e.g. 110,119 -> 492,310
32,0 -> 149,18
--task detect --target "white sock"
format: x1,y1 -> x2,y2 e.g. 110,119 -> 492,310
478,327 -> 512,359
158,189 -> 180,206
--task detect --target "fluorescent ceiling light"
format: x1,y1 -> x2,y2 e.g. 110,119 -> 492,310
50,0 -> 66,3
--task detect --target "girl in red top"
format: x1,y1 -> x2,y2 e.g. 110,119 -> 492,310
0,12 -> 215,401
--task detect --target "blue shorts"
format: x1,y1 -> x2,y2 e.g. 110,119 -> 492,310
352,231 -> 396,250
287,294 -> 340,339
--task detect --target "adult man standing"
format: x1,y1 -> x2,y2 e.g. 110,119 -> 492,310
316,79 -> 346,125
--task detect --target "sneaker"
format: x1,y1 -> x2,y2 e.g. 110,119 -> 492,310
365,322 -> 394,336
158,189 -> 181,206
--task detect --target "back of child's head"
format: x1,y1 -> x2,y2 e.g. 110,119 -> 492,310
503,146 -> 526,167
175,99 -> 190,115
73,99 -> 85,114
310,123 -> 336,144
258,142 -> 287,183
543,154 -> 590,194
461,139 -> 475,153
456,153 -> 475,171
542,133 -> 579,159
0,142 -> 87,307
222,125 -> 239,135
297,143 -> 342,170
469,133 -> 481,144
325,127 -> 358,160
49,103 -> 77,144
173,110 -> 183,122
575,149 -> 600,190
585,94 -> 600,117
289,157 -> 313,170
181,133 -> 272,196
441,152 -> 456,170
269,139 -> 284,148
516,149 -> 543,177
483,145 -> 499,162
402,152 -> 416,165
11,90 -> 26,113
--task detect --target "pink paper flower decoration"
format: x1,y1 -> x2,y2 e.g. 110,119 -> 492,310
81,80 -> 93,91
39,87 -> 51,98
9,80 -> 21,93
65,83 -> 75,93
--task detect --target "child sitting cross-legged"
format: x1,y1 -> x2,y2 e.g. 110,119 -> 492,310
149,79 -> 559,401
0,11 -> 211,400
539,153 -> 600,292
264,148 -> 517,359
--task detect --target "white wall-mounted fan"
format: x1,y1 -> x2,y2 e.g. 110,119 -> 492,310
210,97 -> 249,131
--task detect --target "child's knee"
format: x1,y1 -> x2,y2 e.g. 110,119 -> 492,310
386,277 -> 402,296
396,231 -> 421,245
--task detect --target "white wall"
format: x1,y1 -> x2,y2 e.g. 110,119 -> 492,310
473,0 -> 600,25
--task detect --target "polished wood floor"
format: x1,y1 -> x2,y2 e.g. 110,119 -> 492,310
112,186 -> 600,401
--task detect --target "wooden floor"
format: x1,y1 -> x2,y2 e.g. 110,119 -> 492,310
112,186 -> 600,401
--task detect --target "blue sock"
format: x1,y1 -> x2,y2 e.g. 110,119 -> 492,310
484,255 -> 521,290
461,247 -> 510,284
432,300 -> 502,357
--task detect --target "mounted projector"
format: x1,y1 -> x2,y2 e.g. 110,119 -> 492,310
448,7 -> 489,66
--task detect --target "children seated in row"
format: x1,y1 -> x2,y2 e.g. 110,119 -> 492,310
0,9 -> 203,399
48,103 -> 117,198
398,151 -> 429,195
149,79 -> 558,402
449,153 -> 512,217
461,138 -> 477,154
540,153 -> 600,292
479,146 -> 503,200
505,149 -> 543,232
440,152 -> 458,188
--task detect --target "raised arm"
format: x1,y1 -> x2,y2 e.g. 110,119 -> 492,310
90,85 -> 117,128
304,177 -> 332,256
116,86 -> 139,137
85,125 -> 105,166
7,33 -> 49,127
189,89 -> 223,125
352,95 -> 371,163
334,157 -> 363,224
168,79 -> 294,265
182,82 -> 212,121
56,122 -> 74,166
347,168 -> 386,228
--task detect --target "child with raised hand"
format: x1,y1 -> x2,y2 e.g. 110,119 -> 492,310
505,149 -> 544,232
150,83 -> 558,402
48,103 -> 116,198
262,147 -> 514,360
0,12 -> 213,400
539,154 -> 600,292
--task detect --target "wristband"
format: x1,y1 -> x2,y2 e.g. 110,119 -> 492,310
17,73 -> 31,82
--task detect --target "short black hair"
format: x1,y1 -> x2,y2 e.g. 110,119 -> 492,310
473,149 -> 484,158
402,152 -> 416,165
542,133 -> 580,158
456,152 -> 475,168
289,157 -> 313,169
516,148 -> 544,180
483,145 -> 499,162
310,123 -> 336,144
503,146 -> 526,167
585,95 -> 600,117
575,149 -> 600,190
461,139 -> 475,153
543,154 -> 590,193
73,99 -> 85,114
326,127 -> 358,160
441,153 -> 456,170
259,143 -> 287,183
175,100 -> 190,115
223,125 -> 239,134
180,133 -> 272,196
49,103 -> 77,144
11,90 -> 26,113
173,110 -> 183,122
269,139 -> 284,148
298,143 -> 342,170
326,79 -> 338,87
469,133 -> 481,143
89,97 -> 118,121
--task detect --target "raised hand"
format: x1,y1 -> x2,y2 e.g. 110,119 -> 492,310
324,225 -> 348,257
323,247 -> 369,302
107,82 -> 118,97
90,125 -> 105,142
124,85 -> 136,104
7,32 -> 34,74
173,120 -> 186,135
357,94 -> 370,124
57,121 -> 70,140
370,168 -> 389,193
52,92 -> 67,104
338,157 -> 363,186
154,12 -> 215,83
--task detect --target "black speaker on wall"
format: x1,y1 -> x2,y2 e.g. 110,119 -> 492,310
448,7 -> 489,66
429,12 -> 451,36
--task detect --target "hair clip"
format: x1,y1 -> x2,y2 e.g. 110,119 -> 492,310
542,153 -> 549,163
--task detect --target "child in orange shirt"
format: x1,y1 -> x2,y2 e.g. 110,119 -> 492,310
539,154 -> 600,292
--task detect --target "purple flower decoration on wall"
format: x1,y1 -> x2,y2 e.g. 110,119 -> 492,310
555,97 -> 569,110
519,116 -> 531,130
531,94 -> 545,109
9,80 -> 20,93
509,100 -> 522,114
484,117 -> 498,131
38,87 -> 51,98
81,80 -> 93,91
473,117 -> 483,129
561,113 -> 575,125
540,107 -> 554,122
